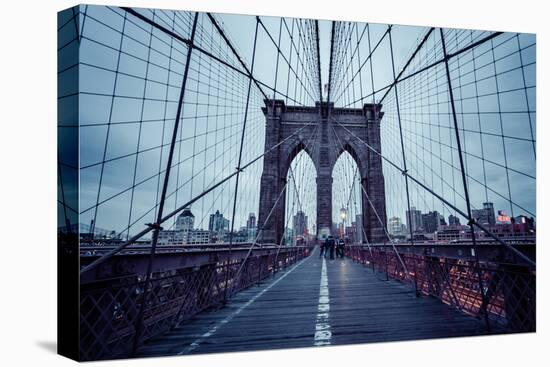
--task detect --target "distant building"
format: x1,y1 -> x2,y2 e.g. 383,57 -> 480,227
186,229 -> 211,244
224,229 -> 249,244
209,210 -> 230,242
158,207 -> 196,245
434,221 -> 535,242
284,226 -> 294,245
448,214 -> 461,226
411,233 -> 431,241
157,229 -> 185,246
293,210 -> 308,237
422,211 -> 440,234
515,215 -> 535,230
406,207 -> 422,233
246,213 -> 256,229
246,213 -> 257,241
435,225 -> 468,242
478,222 -> 534,239
175,207 -> 194,231
75,222 -> 121,242
209,210 -> 230,232
497,210 -> 512,224
472,202 -> 496,226
247,227 -> 257,241
388,216 -> 407,237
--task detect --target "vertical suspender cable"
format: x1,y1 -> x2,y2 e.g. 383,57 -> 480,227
439,28 -> 491,332
225,18 -> 260,302
132,12 -> 199,354
388,26 -> 415,249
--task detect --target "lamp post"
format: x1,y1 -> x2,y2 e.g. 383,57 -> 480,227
340,207 -> 347,238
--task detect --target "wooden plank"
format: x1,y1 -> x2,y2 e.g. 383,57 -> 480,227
137,249 -> 487,357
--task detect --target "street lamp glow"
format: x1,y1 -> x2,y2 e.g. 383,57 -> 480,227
340,208 -> 347,220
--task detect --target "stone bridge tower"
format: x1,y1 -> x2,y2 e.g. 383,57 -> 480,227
258,99 -> 387,245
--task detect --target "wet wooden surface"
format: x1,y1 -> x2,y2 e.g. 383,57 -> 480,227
138,247 -> 487,357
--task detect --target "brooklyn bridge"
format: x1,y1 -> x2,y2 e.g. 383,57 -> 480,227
57,5 -> 536,360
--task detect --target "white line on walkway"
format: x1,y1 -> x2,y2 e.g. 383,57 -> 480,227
178,249 -> 315,355
314,257 -> 332,346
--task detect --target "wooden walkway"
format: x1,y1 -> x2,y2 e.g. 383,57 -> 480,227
138,247 -> 487,357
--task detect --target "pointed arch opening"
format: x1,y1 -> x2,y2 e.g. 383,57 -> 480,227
331,150 -> 363,243
284,149 -> 317,245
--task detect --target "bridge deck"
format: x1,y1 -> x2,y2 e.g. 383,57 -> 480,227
138,247 -> 487,357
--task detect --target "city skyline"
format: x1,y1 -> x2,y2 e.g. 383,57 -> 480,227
58,4 -> 537,362
390,200 -> 535,239
74,197 -> 535,242
73,5 -> 535,243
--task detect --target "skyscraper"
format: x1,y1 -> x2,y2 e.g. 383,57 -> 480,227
439,214 -> 446,226
209,210 -> 230,233
246,213 -> 256,229
448,214 -> 461,226
421,211 -> 440,234
246,213 -> 257,241
406,207 -> 422,233
293,210 -> 308,236
472,202 -> 496,226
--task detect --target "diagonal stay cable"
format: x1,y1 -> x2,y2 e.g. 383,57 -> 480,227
344,164 -> 373,256
227,123 -> 321,296
345,31 -> 504,108
330,122 -> 409,276
334,120 -> 535,268
80,117 -> 319,275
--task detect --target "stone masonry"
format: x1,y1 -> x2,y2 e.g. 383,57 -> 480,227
258,99 -> 387,245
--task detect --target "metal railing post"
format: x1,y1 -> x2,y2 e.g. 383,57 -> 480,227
385,250 -> 389,281
413,256 -> 419,297
257,255 -> 263,286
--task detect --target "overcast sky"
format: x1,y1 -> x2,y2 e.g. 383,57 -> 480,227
61,5 -> 535,239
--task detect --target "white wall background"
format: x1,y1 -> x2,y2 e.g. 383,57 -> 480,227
0,0 -> 547,365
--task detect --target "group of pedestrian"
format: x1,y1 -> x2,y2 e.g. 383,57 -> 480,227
319,235 -> 346,259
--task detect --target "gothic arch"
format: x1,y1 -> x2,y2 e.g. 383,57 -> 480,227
331,141 -> 369,180
258,99 -> 387,245
282,138 -> 316,182
283,147 -> 317,243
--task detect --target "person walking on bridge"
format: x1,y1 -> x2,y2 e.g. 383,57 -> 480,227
326,235 -> 336,260
337,238 -> 345,258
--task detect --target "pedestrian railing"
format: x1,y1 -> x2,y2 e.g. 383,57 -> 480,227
346,244 -> 535,333
79,245 -> 312,360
